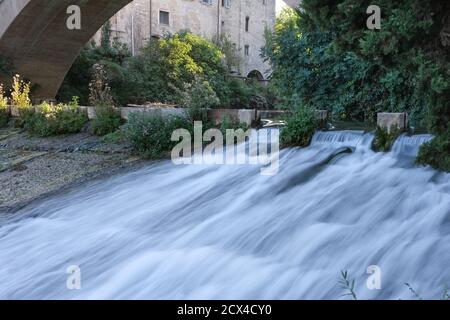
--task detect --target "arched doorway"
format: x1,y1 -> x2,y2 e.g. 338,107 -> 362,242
247,70 -> 265,82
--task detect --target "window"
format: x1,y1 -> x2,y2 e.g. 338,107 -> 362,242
244,45 -> 249,56
159,11 -> 169,25
222,0 -> 231,7
202,0 -> 213,5
245,16 -> 250,32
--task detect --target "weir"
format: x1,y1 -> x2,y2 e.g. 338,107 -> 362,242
0,130 -> 448,299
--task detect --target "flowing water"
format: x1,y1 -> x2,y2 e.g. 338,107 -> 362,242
0,131 -> 449,300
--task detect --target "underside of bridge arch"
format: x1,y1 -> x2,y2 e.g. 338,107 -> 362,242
0,0 -> 133,100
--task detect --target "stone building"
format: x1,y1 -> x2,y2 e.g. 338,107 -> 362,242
93,0 -> 298,80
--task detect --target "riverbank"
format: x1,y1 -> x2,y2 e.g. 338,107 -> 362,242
0,126 -> 146,213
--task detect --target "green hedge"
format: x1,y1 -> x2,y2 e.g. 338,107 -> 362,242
24,102 -> 88,137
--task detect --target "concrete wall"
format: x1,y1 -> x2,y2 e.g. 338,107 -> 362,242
79,104 -> 259,126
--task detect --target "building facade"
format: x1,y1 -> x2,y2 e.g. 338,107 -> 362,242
94,0 -> 297,80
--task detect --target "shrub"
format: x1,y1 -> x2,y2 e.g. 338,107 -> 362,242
372,125 -> 402,152
219,114 -> 249,135
0,84 -> 9,127
91,106 -> 122,136
10,74 -> 31,109
24,100 -> 88,137
280,106 -> 317,147
102,129 -> 127,144
57,41 -> 131,105
124,112 -> 192,159
89,64 -> 114,108
180,76 -> 220,122
88,64 -> 122,136
417,129 -> 450,172
10,74 -> 33,128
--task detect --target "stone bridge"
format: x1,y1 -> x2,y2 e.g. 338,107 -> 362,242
0,0 -> 132,99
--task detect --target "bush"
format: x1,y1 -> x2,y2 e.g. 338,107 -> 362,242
91,106 -> 122,136
124,112 -> 192,159
57,41 -> 131,105
281,106 -> 317,147
219,115 -> 249,135
372,125 -> 402,152
180,76 -> 220,122
9,74 -> 33,128
102,129 -> 126,144
88,64 -> 122,136
417,129 -> 450,172
24,100 -> 88,137
10,74 -> 31,109
58,32 -> 271,109
89,64 -> 114,108
0,84 -> 9,127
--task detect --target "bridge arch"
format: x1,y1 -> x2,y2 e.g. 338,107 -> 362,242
0,0 -> 133,99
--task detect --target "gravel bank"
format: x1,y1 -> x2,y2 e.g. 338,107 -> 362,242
0,127 -> 145,213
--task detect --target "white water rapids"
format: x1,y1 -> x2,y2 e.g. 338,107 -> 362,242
0,130 -> 449,300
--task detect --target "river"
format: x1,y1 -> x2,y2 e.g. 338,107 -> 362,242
0,130 -> 449,299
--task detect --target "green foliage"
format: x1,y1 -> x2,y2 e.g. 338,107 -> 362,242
0,110 -> 8,128
339,270 -> 357,300
126,32 -> 229,105
124,112 -> 192,159
24,100 -> 88,137
264,1 -> 450,171
280,105 -> 317,147
372,125 -> 401,152
417,128 -> 450,172
181,76 -> 220,122
57,41 -> 130,105
213,34 -> 242,74
0,84 -> 9,127
91,106 -> 122,136
102,129 -> 127,144
124,110 -> 251,160
219,115 -> 249,135
87,64 -> 122,136
59,32 -> 271,109
101,21 -> 112,51
225,79 -> 277,110
89,64 -> 114,108
8,74 -> 34,128
10,74 -> 31,109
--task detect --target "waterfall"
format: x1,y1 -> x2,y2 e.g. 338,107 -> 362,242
0,131 -> 448,300
392,134 -> 433,157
